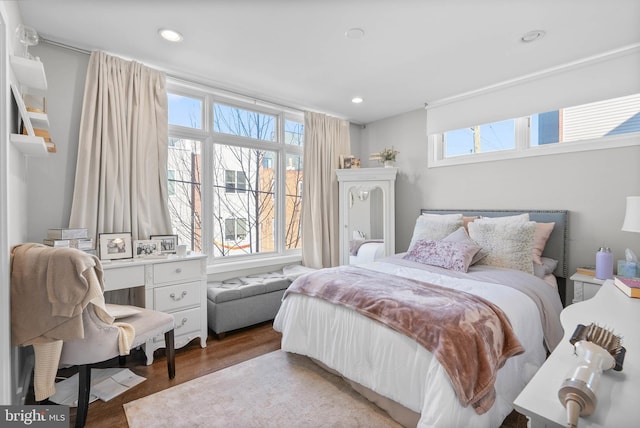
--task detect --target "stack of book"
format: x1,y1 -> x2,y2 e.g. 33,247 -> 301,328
613,276 -> 640,298
43,228 -> 95,255
576,266 -> 596,276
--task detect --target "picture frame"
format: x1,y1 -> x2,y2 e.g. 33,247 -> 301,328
133,239 -> 162,258
99,232 -> 133,261
150,234 -> 179,254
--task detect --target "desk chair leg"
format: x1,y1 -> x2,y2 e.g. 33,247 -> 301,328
75,364 -> 91,428
165,329 -> 175,379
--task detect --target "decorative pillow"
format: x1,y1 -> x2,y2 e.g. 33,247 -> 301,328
403,239 -> 481,272
463,216 -> 478,231
533,257 -> 559,279
442,227 -> 489,265
468,221 -> 536,274
408,213 -> 464,251
532,222 -> 555,265
475,213 -> 530,224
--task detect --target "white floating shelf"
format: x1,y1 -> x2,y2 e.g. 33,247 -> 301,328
28,111 -> 49,128
10,133 -> 49,157
10,55 -> 47,91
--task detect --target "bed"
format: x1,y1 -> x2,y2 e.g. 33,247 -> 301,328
273,209 -> 567,428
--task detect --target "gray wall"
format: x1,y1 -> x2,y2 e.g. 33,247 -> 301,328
25,43 -> 88,241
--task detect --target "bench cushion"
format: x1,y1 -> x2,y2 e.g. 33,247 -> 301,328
207,272 -> 291,304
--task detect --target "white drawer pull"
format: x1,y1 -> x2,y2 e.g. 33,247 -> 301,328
175,268 -> 182,273
169,291 -> 188,301
176,317 -> 188,328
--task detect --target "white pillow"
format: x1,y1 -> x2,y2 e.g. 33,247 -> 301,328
475,213 -> 530,224
408,213 -> 463,250
105,304 -> 141,319
468,221 -> 536,274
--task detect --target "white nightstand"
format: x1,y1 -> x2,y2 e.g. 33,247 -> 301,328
570,273 -> 605,303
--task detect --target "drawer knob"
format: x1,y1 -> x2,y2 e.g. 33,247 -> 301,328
169,291 -> 188,301
175,268 -> 182,273
176,317 -> 188,328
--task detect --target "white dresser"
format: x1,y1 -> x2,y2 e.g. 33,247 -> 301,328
101,254 -> 207,364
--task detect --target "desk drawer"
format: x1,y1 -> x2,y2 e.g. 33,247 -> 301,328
103,265 -> 145,291
154,307 -> 201,342
153,259 -> 201,285
154,281 -> 200,312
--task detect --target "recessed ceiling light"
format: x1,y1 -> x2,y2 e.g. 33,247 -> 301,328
521,30 -> 545,43
159,28 -> 183,42
351,97 -> 364,104
345,28 -> 365,39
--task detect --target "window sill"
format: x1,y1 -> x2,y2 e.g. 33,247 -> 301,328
206,253 -> 302,276
429,132 -> 640,168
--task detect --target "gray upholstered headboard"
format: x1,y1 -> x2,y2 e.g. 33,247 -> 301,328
420,209 -> 569,279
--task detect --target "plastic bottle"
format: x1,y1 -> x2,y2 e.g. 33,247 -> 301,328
595,247 -> 614,280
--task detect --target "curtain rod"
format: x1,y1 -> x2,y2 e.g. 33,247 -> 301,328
40,37 -> 309,117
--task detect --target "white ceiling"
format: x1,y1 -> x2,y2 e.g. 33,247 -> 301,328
16,0 -> 640,124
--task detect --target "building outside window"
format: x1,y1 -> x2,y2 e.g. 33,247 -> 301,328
167,88 -> 304,262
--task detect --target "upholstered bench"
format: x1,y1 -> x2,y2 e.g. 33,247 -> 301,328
207,266 -> 313,338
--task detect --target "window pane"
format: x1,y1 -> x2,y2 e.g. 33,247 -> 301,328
168,94 -> 203,129
224,218 -> 235,240
214,103 -> 275,141
167,137 -> 202,252
563,93 -> 640,141
285,153 -> 303,250
212,144 -> 277,256
530,111 -> 560,146
284,119 -> 304,146
225,170 -> 235,193
445,119 -> 515,157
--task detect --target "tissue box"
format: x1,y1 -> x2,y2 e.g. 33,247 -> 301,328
617,260 -> 637,278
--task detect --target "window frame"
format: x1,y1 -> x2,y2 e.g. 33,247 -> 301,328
167,80 -> 304,272
429,96 -> 640,168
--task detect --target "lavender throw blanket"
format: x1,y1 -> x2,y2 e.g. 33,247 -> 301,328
284,265 -> 524,414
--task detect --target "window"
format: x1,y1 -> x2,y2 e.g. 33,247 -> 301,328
167,85 -> 304,263
432,93 -> 640,166
167,137 -> 202,252
225,170 -> 247,193
224,218 -> 247,241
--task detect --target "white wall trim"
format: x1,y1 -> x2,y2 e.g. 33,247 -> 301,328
0,5 -> 13,405
426,43 -> 640,109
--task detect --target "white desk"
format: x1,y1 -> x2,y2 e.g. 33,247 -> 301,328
101,254 -> 207,364
514,280 -> 640,427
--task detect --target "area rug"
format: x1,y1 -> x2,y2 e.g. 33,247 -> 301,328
123,350 -> 401,427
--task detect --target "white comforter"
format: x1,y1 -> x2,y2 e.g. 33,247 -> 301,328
273,258 -> 563,428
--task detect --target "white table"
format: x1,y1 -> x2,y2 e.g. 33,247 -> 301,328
514,280 -> 640,427
101,254 -> 207,364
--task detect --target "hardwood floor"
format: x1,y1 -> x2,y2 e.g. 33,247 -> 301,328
30,321 -> 526,427
31,322 -> 282,427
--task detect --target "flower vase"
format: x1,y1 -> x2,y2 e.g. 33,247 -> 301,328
384,160 -> 395,168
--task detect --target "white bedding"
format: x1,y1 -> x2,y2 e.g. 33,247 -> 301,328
273,258 -> 563,428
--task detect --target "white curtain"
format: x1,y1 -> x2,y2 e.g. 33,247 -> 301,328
301,112 -> 350,268
69,51 -> 172,241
